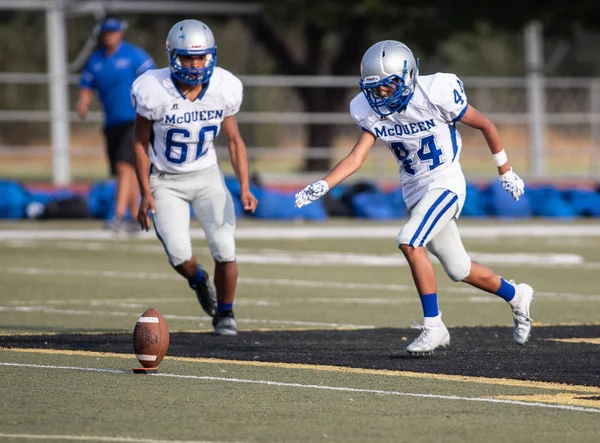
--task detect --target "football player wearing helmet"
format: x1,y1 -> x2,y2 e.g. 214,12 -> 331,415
295,40 -> 533,354
132,19 -> 258,336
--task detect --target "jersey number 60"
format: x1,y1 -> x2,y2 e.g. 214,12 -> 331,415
165,125 -> 218,164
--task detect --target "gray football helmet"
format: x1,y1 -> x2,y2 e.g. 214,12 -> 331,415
359,40 -> 419,116
166,19 -> 217,85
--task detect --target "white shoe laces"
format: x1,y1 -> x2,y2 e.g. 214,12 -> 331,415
508,280 -> 534,326
512,309 -> 533,326
410,320 -> 434,343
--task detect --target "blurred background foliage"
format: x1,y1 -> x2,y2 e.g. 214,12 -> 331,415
0,0 -> 599,169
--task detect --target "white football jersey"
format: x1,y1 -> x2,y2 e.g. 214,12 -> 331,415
131,67 -> 243,174
350,73 -> 468,212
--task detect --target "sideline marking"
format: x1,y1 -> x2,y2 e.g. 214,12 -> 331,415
545,338 -> 600,345
0,433 -> 239,442
1,361 -> 598,414
2,224 -> 600,240
2,347 -> 600,395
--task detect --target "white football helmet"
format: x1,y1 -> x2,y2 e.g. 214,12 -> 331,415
359,40 -> 419,117
166,19 -> 216,85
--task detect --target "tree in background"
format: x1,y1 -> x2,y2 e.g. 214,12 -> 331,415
1,1 -> 600,172
245,0 -> 600,171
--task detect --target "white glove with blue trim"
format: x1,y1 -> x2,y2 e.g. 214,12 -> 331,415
294,180 -> 330,208
499,168 -> 525,201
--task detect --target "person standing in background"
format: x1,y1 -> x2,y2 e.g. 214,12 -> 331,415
76,15 -> 155,233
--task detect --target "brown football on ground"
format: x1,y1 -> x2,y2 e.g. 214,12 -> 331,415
133,308 -> 170,369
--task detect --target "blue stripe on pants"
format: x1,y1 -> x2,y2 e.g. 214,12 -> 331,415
409,190 -> 451,247
419,194 -> 458,246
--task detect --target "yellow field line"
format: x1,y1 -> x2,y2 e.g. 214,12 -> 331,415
545,338 -> 600,345
1,321 -> 599,337
2,346 -> 599,395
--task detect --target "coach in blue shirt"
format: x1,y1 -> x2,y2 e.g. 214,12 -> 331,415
76,15 -> 155,233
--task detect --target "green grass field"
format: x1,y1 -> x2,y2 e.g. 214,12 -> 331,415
0,219 -> 599,442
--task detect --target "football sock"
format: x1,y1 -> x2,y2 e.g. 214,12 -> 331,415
191,268 -> 205,286
495,278 -> 516,302
218,302 -> 233,314
420,293 -> 439,318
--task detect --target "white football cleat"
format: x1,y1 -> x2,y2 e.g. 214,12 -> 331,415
406,314 -> 450,355
510,282 -> 534,345
212,311 -> 237,336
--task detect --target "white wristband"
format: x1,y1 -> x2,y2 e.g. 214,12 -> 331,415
492,150 -> 508,167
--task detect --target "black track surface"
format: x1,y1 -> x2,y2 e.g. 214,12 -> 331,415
2,325 -> 599,387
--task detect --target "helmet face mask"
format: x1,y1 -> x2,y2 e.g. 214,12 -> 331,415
166,20 -> 217,86
359,41 -> 419,117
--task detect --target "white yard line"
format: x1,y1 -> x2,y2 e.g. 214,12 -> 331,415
2,239 -> 593,268
0,362 -> 598,414
8,298 -> 278,307
0,305 -> 374,329
0,433 -> 238,443
2,266 -> 600,303
1,224 -> 600,241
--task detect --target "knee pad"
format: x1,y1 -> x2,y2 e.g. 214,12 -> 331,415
440,256 -> 471,282
161,242 -> 192,267
153,224 -> 192,267
206,223 -> 236,262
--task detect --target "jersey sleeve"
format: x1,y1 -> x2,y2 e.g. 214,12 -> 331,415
349,94 -> 379,136
429,73 -> 468,123
78,58 -> 96,89
223,73 -> 243,117
130,73 -> 163,121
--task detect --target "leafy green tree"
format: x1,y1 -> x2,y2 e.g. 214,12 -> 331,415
245,0 -> 600,170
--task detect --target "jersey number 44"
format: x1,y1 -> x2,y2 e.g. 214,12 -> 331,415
390,135 -> 445,175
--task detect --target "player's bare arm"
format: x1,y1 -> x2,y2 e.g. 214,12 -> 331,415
75,88 -> 93,120
222,115 -> 258,213
295,131 -> 376,208
459,104 -> 509,174
133,113 -> 155,230
323,130 -> 377,188
459,104 -> 525,201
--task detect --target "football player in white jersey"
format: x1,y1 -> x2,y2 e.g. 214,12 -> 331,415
132,19 -> 258,336
295,40 -> 534,354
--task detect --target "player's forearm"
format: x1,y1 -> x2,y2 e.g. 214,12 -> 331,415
480,124 -> 510,174
323,155 -> 362,188
228,139 -> 251,192
228,139 -> 250,191
133,142 -> 152,196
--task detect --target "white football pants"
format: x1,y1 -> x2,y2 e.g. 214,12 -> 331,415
397,189 -> 471,282
149,164 -> 236,266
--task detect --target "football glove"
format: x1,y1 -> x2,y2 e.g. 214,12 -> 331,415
499,168 -> 525,201
294,180 -> 330,208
